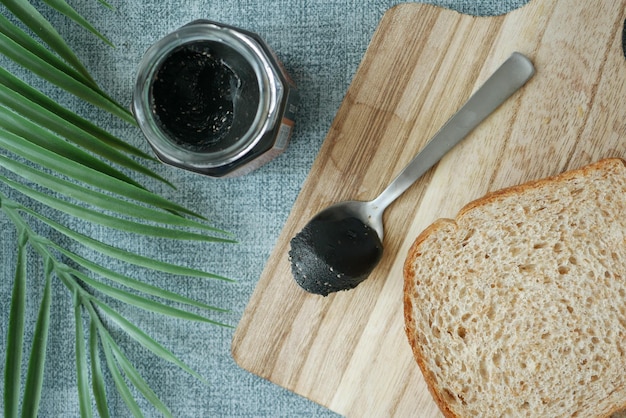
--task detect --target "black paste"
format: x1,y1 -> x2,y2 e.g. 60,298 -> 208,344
151,41 -> 240,151
289,216 -> 383,296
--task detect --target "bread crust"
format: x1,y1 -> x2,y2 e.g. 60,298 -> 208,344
404,219 -> 461,418
403,158 -> 626,418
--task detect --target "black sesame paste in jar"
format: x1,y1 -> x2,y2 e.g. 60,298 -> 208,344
151,42 -> 239,152
133,20 -> 298,178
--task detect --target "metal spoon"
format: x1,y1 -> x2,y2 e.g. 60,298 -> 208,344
289,52 -> 535,296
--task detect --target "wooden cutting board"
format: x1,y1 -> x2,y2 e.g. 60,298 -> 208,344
232,1 -> 626,416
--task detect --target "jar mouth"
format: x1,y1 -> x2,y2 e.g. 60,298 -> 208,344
132,22 -> 281,169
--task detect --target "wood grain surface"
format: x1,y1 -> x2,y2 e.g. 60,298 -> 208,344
232,1 -> 626,416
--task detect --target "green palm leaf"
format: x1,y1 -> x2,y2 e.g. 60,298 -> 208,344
23,207 -> 232,280
0,155 -> 227,233
99,332 -> 144,418
1,175 -> 232,242
0,30 -> 133,123
0,106 -> 148,188
93,300 -> 207,384
0,66 -> 153,159
74,290 -> 93,418
75,269 -> 230,326
0,13 -> 97,88
3,233 -> 27,418
41,0 -> 114,47
55,246 -> 228,312
89,320 -> 111,418
21,262 -> 53,418
107,335 -> 174,418
0,128 -> 202,217
0,1 -> 233,416
96,0 -> 113,10
0,85 -> 171,185
0,0 -> 97,83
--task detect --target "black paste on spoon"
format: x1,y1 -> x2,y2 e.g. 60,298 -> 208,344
289,216 -> 383,296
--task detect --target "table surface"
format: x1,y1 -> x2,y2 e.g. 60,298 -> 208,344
0,1 -> 528,416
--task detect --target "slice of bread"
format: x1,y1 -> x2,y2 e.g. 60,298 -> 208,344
403,158 -> 626,418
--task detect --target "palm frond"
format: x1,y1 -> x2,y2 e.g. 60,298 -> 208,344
0,66 -> 154,159
0,0 -> 97,83
0,85 -> 170,184
89,320 -> 111,418
21,261 -> 53,418
1,190 -> 230,416
0,30 -> 133,123
0,106 -> 149,188
74,289 -> 93,418
24,206 -> 232,280
0,1 -> 234,416
41,0 -> 114,47
99,331 -> 144,418
0,155 -> 228,233
0,128 -> 202,217
106,335 -> 174,418
0,13 -> 97,88
93,300 -> 208,384
95,0 -> 114,10
2,175 -> 233,242
3,231 -> 27,418
55,246 -> 228,312
74,269 -> 229,325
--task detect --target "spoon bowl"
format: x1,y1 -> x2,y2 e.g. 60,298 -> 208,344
290,52 -> 535,295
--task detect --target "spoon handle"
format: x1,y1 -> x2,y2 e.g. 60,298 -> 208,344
372,52 -> 535,210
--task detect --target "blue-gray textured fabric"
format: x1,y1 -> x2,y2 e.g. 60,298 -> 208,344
0,1 -> 529,416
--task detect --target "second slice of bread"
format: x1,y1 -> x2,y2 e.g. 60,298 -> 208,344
404,158 -> 626,417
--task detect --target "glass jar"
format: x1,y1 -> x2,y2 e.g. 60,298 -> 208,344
132,20 -> 298,178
